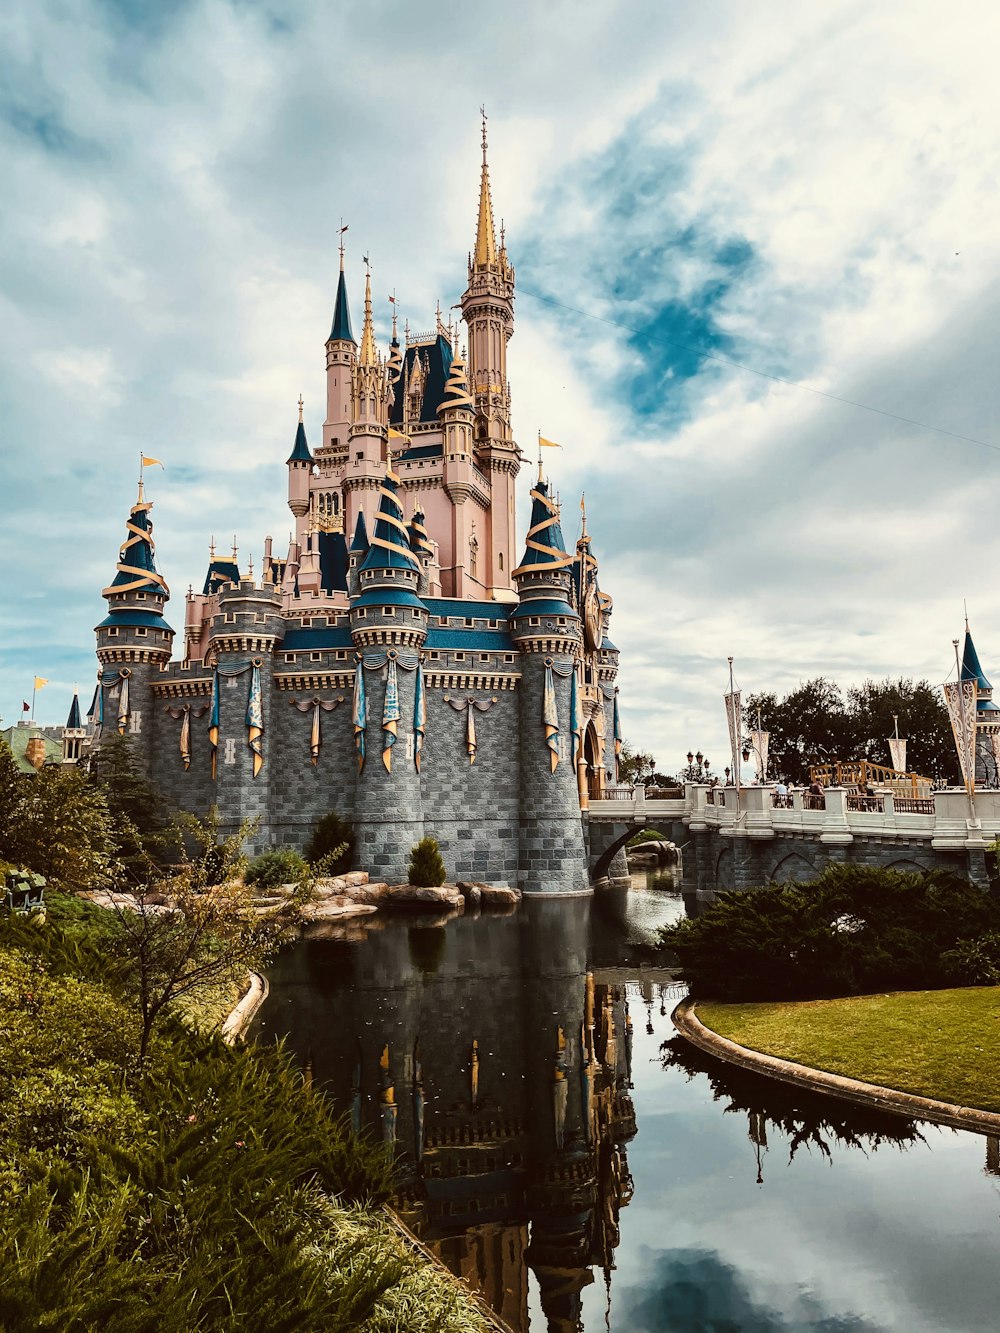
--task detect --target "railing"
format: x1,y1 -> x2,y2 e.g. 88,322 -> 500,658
846,794 -> 885,813
809,760 -> 932,795
771,793 -> 793,808
645,786 -> 683,800
894,797 -> 935,815
600,786 -> 635,801
802,794 -> 826,810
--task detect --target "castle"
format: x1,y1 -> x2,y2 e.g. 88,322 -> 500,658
90,125 -> 623,893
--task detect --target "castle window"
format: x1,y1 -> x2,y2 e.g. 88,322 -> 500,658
464,618 -> 474,627
356,451 -> 363,461
107,627 -> 119,637
383,607 -> 395,616
498,552 -> 504,572
558,618 -> 566,625
504,654 -> 514,663
469,533 -> 478,579
225,612 -> 235,623
336,651 -> 347,660
284,654 -> 295,663
332,436 -> 339,447
480,654 -> 490,662
428,651 -> 440,660
136,592 -> 146,600
529,617 -> 540,626
438,616 -> 448,626
454,653 -> 466,661
136,627 -> 147,637
302,618 -> 312,627
310,653 -> 322,662
356,608 -> 367,618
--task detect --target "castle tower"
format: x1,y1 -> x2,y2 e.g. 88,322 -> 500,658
95,480 -> 175,771
439,349 -> 485,598
62,692 -> 85,764
207,575 -> 285,850
286,396 -> 313,546
350,463 -> 428,882
461,118 -> 519,597
344,265 -> 391,540
321,242 -> 356,460
511,465 -> 587,894
959,621 -> 1000,785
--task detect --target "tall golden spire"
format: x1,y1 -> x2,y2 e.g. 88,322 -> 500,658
359,257 -> 377,366
474,108 -> 497,268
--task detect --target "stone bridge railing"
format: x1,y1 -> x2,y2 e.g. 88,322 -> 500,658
685,783 -> 1000,853
587,787 -> 686,823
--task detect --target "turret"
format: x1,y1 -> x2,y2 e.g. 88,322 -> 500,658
94,479 -> 175,766
460,115 -> 519,596
347,509 -> 369,599
511,464 -> 587,894
207,575 -> 284,851
350,464 -> 428,883
322,241 -> 356,458
344,263 -> 391,539
62,692 -> 85,764
960,620 -> 1000,784
287,395 -> 313,519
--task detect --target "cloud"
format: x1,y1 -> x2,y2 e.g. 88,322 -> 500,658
3,0 -> 1000,789
619,1246 -> 883,1332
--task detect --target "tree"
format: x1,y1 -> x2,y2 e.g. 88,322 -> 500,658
617,742 -> 656,787
408,837 -> 446,888
6,765 -> 116,891
744,676 -> 958,785
0,741 -> 26,863
90,733 -> 178,878
304,811 -> 354,872
844,678 -> 957,784
107,813 -> 284,1064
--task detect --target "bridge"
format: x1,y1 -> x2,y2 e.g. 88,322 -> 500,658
586,783 -> 1000,890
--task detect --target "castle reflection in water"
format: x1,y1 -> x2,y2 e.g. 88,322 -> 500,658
261,899 -> 645,1332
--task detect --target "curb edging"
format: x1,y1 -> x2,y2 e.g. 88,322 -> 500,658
671,996 -> 1000,1137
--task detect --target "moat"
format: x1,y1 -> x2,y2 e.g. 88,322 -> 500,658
257,873 -> 1000,1332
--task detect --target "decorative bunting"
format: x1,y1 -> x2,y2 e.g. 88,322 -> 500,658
246,662 -> 264,777
166,702 -> 210,770
543,661 -> 560,772
116,669 -> 131,736
382,657 -> 400,772
887,736 -> 907,772
413,664 -> 426,771
290,697 -> 344,764
570,668 -> 582,770
209,670 -> 220,779
353,658 -> 366,773
444,695 -> 499,763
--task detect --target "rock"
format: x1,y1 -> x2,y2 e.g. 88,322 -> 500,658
478,885 -> 521,907
298,899 -> 378,923
384,883 -> 465,910
342,871 -> 370,887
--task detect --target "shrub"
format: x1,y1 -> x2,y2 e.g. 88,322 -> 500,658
408,837 -> 446,888
941,933 -> 1000,986
244,848 -> 308,891
661,864 -> 1000,1002
304,811 -> 353,873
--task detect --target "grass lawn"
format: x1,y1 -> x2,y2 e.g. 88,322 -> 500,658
698,987 -> 1000,1114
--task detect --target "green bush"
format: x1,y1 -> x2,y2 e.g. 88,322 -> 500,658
941,932 -> 1000,986
661,864 -> 1000,1001
407,837 -> 446,888
304,811 -> 353,873
244,848 -> 308,890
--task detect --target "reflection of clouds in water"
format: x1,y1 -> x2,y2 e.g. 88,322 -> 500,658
620,1246 -> 884,1332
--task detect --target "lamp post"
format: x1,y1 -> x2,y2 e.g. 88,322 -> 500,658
682,751 -> 712,782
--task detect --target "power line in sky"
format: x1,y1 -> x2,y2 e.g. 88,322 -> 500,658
518,286 -> 1000,456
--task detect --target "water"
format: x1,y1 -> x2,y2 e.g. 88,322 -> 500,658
257,874 -> 1000,1332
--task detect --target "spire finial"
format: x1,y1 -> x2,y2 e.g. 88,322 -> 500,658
580,492 -> 588,538
209,534 -> 216,560
232,535 -> 238,562
338,218 -> 348,272
298,394 -> 304,424
473,111 -> 498,268
359,256 -> 377,365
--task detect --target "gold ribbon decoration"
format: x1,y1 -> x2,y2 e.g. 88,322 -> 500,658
290,697 -> 344,765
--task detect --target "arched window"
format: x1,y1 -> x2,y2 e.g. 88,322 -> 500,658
469,534 -> 479,579
498,552 -> 503,572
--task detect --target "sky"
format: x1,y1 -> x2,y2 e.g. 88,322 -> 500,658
3,0 -> 1000,773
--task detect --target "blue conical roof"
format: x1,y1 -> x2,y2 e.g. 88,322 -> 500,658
359,469 -> 419,573
513,472 -> 573,576
962,628 -> 992,691
350,509 -> 369,554
329,266 -> 355,343
66,693 -> 81,729
102,492 -> 169,598
408,506 -> 434,558
287,420 -> 312,463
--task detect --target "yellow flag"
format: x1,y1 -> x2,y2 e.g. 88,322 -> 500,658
538,435 -> 562,449
387,427 -> 410,441
34,677 -> 47,690
141,455 -> 164,468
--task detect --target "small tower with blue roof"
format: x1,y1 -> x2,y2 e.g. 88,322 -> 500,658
510,462 -> 587,893
322,238 -> 356,460
960,620 -> 1000,784
95,477 -> 175,772
350,462 -> 429,883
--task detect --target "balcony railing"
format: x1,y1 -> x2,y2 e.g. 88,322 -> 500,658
893,797 -> 936,814
846,794 -> 884,813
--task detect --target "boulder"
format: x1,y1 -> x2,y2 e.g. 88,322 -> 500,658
478,885 -> 521,907
342,871 -> 370,887
384,883 -> 465,910
298,899 -> 378,923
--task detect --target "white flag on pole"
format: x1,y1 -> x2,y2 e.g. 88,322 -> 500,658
887,736 -> 907,773
942,680 -> 977,792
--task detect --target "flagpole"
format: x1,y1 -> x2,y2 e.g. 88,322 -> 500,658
954,638 -> 977,822
30,679 -> 35,724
